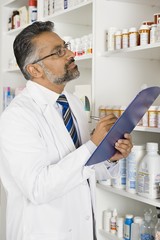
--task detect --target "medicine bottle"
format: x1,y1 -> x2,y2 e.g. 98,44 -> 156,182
148,106 -> 157,127
131,216 -> 143,240
129,27 -> 139,47
115,30 -> 122,50
124,214 -> 133,240
138,142 -> 160,199
28,0 -> 37,23
112,105 -> 120,118
111,158 -> 126,189
103,210 -> 112,232
157,17 -> 160,42
116,217 -> 124,238
108,27 -> 118,50
99,105 -> 106,118
110,209 -> 118,234
122,29 -> 129,49
154,13 -> 160,24
150,24 -> 157,44
140,212 -> 155,240
105,105 -> 113,116
11,10 -> 19,29
139,25 -> 150,45
157,106 -> 160,128
126,145 -> 146,194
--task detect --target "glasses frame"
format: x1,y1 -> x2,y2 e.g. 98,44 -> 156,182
31,42 -> 71,65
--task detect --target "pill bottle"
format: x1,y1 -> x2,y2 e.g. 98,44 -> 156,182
129,27 -> 139,47
126,145 -> 146,194
154,13 -> 160,24
150,24 -> 157,44
105,105 -> 113,116
99,105 -> 106,118
142,111 -> 149,127
122,28 -> 129,49
111,158 -> 126,189
148,106 -> 158,127
157,106 -> 160,128
110,209 -> 118,234
115,30 -> 122,50
116,217 -> 124,238
138,142 -> 160,199
112,105 -> 120,118
120,106 -> 126,116
28,0 -> 37,23
139,24 -> 150,45
108,27 -> 118,50
124,214 -> 134,240
11,10 -> 19,29
103,210 -> 112,232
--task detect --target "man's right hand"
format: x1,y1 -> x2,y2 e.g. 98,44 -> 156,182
91,114 -> 117,146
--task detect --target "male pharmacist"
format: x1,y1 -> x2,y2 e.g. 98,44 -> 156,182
0,21 -> 132,240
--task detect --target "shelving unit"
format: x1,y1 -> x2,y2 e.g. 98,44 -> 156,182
101,42 -> 160,60
99,229 -> 123,240
97,183 -> 160,208
105,0 -> 160,7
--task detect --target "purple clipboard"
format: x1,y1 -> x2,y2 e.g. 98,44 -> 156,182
86,86 -> 160,166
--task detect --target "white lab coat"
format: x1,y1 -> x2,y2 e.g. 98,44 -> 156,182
0,81 -> 119,240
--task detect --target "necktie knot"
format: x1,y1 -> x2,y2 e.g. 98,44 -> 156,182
57,94 -> 69,109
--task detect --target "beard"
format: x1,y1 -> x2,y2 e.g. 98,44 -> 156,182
39,58 -> 80,85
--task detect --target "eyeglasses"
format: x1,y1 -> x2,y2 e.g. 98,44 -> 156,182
32,42 -> 71,64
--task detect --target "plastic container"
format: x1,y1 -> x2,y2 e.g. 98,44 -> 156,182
126,145 -> 146,194
108,27 -> 118,50
124,214 -> 134,240
140,212 -> 155,240
111,158 -> 126,189
28,0 -> 37,23
122,29 -> 129,49
99,105 -> 106,118
103,210 -> 112,232
115,30 -> 122,50
129,27 -> 139,47
139,25 -> 150,45
138,142 -> 160,199
150,24 -> 157,44
116,217 -> 124,238
131,216 -> 143,240
148,106 -> 158,127
110,209 -> 118,234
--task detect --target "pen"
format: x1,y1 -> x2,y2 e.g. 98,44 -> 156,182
90,116 -> 100,121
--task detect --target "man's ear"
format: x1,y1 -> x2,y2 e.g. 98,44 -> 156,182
26,64 -> 43,79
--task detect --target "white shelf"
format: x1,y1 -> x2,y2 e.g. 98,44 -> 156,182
5,67 -> 20,72
99,229 -> 123,240
105,0 -> 160,7
3,0 -> 28,8
75,54 -> 92,68
134,126 -> 160,133
102,43 -> 160,61
97,183 -> 160,208
42,0 -> 92,25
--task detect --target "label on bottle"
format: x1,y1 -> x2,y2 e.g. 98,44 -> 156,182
124,224 -> 130,239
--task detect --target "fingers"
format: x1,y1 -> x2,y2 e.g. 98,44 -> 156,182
115,133 -> 133,158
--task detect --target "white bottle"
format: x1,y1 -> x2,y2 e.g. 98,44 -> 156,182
110,208 -> 117,234
103,210 -> 112,232
116,217 -> 124,238
111,158 -> 126,189
131,216 -> 143,240
126,145 -> 145,194
138,142 -> 160,199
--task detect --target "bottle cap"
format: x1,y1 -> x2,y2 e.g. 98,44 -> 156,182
139,24 -> 150,30
29,0 -> 37,6
113,208 -> 118,217
125,214 -> 133,219
129,27 -> 137,33
134,216 -> 143,224
122,29 -> 128,34
146,142 -> 158,151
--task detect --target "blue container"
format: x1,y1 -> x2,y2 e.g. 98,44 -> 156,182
124,214 -> 134,240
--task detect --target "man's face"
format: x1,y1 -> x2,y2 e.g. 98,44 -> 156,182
33,32 -> 80,85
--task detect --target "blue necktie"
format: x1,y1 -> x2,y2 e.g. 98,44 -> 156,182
57,94 -> 80,148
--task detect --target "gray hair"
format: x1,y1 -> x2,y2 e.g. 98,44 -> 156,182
13,21 -> 54,80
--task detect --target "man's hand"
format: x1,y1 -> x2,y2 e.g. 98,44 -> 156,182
110,133 -> 133,161
91,114 -> 117,146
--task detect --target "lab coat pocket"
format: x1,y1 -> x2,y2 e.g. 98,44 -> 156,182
28,231 -> 72,240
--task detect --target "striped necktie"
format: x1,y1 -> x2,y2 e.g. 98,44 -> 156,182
57,94 -> 80,148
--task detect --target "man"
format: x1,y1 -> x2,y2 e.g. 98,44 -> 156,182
0,21 -> 132,240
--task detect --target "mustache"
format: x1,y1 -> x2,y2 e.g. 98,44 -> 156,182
65,58 -> 75,67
